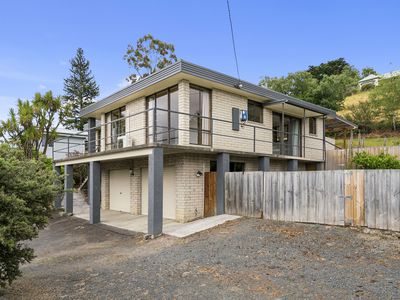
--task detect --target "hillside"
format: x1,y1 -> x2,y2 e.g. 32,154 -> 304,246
338,91 -> 370,116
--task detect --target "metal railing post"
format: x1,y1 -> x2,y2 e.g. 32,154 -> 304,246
153,107 -> 157,143
253,126 -> 256,152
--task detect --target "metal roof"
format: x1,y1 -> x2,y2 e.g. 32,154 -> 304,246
81,59 -> 337,117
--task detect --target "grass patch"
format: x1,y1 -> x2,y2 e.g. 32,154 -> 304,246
338,91 -> 371,116
336,136 -> 400,148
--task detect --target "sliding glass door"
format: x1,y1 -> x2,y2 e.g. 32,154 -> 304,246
146,86 -> 178,144
273,112 -> 302,156
189,85 -> 211,145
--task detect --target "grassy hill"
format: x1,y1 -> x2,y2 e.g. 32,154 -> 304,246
335,90 -> 400,148
338,91 -> 371,117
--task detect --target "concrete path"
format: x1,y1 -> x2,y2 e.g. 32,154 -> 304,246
65,191 -> 240,238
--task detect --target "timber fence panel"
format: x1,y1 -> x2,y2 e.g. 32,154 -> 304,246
364,170 -> 400,231
225,169 -> 400,231
225,172 -> 263,218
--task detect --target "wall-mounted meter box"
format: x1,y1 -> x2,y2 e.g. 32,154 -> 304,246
240,110 -> 248,122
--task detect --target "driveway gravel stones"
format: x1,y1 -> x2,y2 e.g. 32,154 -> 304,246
2,215 -> 399,299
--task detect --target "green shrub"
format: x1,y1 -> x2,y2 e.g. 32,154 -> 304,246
352,151 -> 400,169
0,144 -> 62,287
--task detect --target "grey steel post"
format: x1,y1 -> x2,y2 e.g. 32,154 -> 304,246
287,159 -> 298,171
64,164 -> 74,214
89,161 -> 101,224
53,165 -> 62,209
217,152 -> 230,215
88,118 -> 96,153
258,156 -> 270,171
148,147 -> 163,237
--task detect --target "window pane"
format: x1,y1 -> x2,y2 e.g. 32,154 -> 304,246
156,91 -> 168,143
147,97 -> 155,143
248,100 -> 263,123
190,88 -> 200,144
230,162 -> 245,172
201,90 -> 210,145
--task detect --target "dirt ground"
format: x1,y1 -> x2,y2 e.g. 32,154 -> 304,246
1,214 -> 399,299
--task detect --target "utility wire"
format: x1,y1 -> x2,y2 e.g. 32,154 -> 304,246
226,0 -> 241,82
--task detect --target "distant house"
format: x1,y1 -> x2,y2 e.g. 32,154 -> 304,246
43,129 -> 87,160
358,70 -> 400,89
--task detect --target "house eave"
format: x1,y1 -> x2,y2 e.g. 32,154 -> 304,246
81,60 -> 337,118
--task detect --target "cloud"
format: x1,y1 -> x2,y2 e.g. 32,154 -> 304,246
59,60 -> 68,66
117,78 -> 131,89
38,84 -> 47,90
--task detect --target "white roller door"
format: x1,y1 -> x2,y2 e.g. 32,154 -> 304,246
141,166 -> 176,219
109,169 -> 131,213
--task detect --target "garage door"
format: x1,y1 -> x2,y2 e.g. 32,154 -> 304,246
141,166 -> 176,219
109,169 -> 131,213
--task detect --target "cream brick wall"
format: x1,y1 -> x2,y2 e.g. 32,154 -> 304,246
100,113 -> 106,151
126,97 -> 146,146
175,154 -> 212,222
270,159 -> 288,171
178,80 -> 190,145
303,117 -> 324,161
101,169 -> 110,209
211,89 -> 273,154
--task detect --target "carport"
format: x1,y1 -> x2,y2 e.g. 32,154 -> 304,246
68,191 -> 239,238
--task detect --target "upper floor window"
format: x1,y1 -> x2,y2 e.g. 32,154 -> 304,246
146,85 -> 178,144
248,100 -> 263,123
309,117 -> 317,135
105,106 -> 126,148
189,85 -> 211,145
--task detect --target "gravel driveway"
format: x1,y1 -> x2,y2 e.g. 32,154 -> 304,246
2,214 -> 399,299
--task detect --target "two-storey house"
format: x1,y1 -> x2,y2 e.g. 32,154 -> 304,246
53,60 -> 355,237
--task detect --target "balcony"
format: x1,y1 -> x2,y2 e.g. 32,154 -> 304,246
52,107 -> 327,162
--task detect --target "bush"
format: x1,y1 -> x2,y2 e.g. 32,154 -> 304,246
352,151 -> 400,169
0,144 -> 61,287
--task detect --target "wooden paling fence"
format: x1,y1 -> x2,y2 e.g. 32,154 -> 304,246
225,170 -> 400,232
326,145 -> 400,170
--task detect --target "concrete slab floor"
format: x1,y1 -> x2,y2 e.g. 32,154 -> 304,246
67,192 -> 241,238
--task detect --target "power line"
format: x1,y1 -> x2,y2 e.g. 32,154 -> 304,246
226,0 -> 241,82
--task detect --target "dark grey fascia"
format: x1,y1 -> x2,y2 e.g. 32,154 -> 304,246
80,61 -> 183,116
81,59 -> 336,117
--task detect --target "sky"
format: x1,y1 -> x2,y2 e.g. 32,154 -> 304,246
0,0 -> 399,121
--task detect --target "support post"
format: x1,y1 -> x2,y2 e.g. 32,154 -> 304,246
280,103 -> 285,155
53,165 -> 62,209
64,164 -> 73,214
89,161 -> 101,224
217,152 -> 230,215
148,147 -> 163,237
88,117 -> 96,153
287,159 -> 298,171
322,115 -> 326,162
258,156 -> 270,172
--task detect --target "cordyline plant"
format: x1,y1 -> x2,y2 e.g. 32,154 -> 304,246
123,34 -> 177,83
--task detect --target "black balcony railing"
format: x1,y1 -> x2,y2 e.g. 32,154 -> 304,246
52,107 -> 327,161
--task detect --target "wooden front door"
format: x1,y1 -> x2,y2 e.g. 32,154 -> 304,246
204,172 -> 217,217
